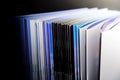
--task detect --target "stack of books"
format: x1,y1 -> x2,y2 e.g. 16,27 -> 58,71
16,7 -> 120,80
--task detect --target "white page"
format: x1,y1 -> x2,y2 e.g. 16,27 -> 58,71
78,17 -> 109,80
100,21 -> 120,80
79,19 -> 103,80
79,20 -> 98,80
29,20 -> 38,80
85,17 -> 117,80
79,17 -> 119,80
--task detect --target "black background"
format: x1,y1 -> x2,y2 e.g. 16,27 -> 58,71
3,0 -> 120,80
